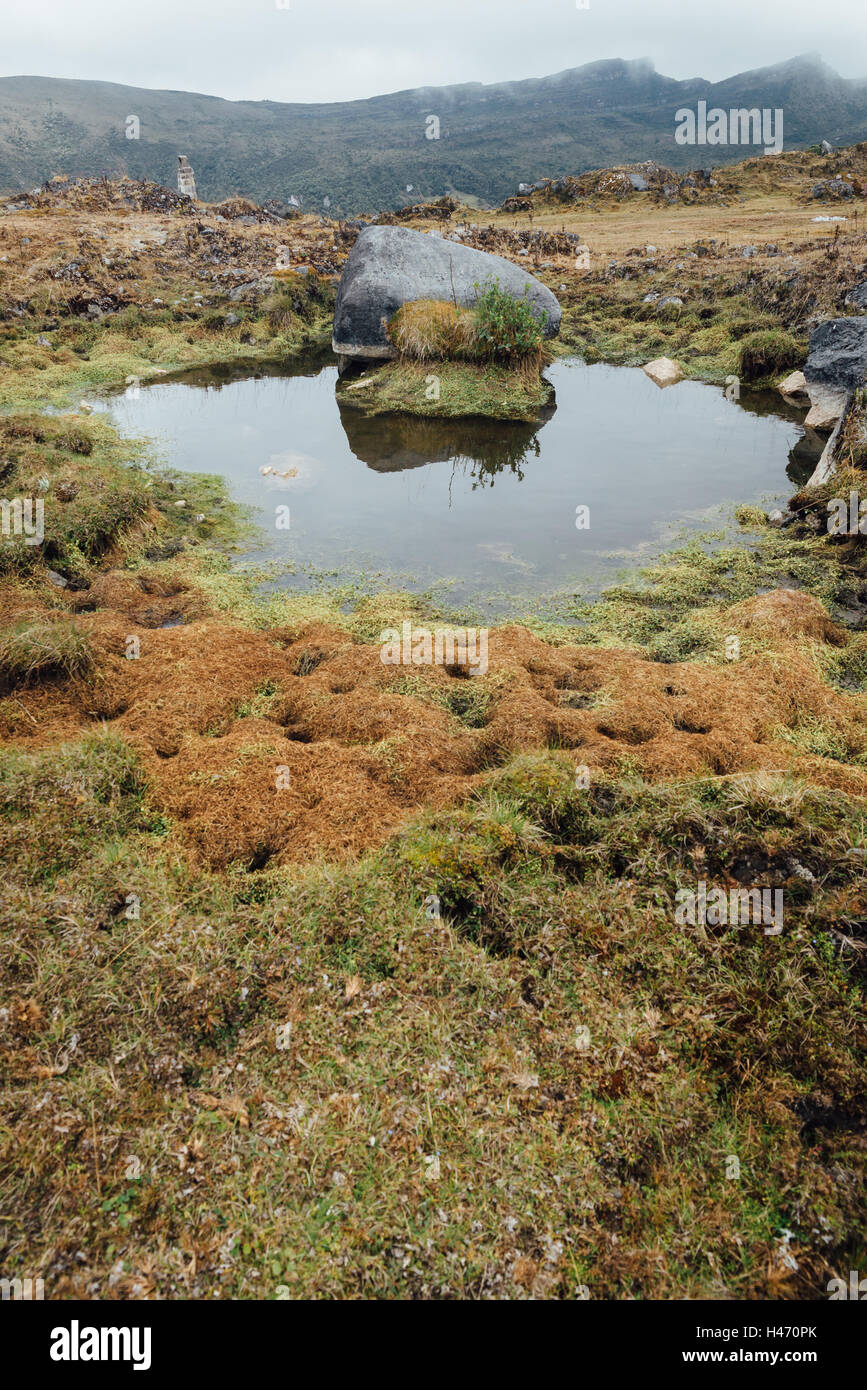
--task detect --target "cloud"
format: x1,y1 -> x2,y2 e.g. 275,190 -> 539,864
2,0 -> 865,103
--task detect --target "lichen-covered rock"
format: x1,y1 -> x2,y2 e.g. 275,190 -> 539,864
332,226 -> 561,359
845,282 -> 867,310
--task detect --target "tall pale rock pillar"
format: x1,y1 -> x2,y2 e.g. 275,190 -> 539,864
177,156 -> 197,199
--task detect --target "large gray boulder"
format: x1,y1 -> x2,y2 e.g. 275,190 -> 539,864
805,316 -> 867,392
333,225 -> 561,360
802,316 -> 867,430
802,317 -> 867,482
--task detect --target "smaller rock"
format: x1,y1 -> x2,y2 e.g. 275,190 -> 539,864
224,313 -> 241,326
36,335 -> 52,347
741,246 -> 758,258
778,369 -> 808,402
642,356 -> 684,388
47,570 -> 68,588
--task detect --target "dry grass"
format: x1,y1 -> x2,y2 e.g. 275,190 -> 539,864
0,619 -> 93,688
386,299 -> 479,362
1,582 -> 866,869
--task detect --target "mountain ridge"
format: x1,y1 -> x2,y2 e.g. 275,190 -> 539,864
0,54 -> 864,213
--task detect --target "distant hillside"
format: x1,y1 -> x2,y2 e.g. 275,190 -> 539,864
0,54 -> 865,214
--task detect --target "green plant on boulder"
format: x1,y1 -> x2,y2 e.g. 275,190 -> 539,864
472,278 -> 545,365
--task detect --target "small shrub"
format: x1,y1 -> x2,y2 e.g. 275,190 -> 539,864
56,427 -> 93,456
386,281 -> 545,370
472,278 -> 544,365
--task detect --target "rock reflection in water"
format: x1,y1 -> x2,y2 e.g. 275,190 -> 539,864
732,384 -> 820,486
336,393 -> 556,486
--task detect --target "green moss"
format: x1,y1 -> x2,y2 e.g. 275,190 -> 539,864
737,329 -> 804,383
391,671 -> 498,727
773,714 -> 866,766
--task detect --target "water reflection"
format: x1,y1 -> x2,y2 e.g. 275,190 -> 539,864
98,355 -> 809,614
336,391 -> 556,486
732,384 -> 822,485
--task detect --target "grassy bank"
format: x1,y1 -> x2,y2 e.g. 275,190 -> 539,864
0,285 -> 335,413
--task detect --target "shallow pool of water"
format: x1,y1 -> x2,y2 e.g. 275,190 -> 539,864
99,354 -> 815,616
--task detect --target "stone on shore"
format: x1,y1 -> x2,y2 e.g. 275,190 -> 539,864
805,385 -> 850,431
642,356 -> 684,388
778,369 -> 809,403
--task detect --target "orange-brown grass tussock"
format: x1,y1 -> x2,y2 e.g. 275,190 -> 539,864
386,298 -> 479,362
2,583 -> 865,868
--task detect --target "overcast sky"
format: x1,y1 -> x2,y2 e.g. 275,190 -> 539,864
4,0 -> 866,103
